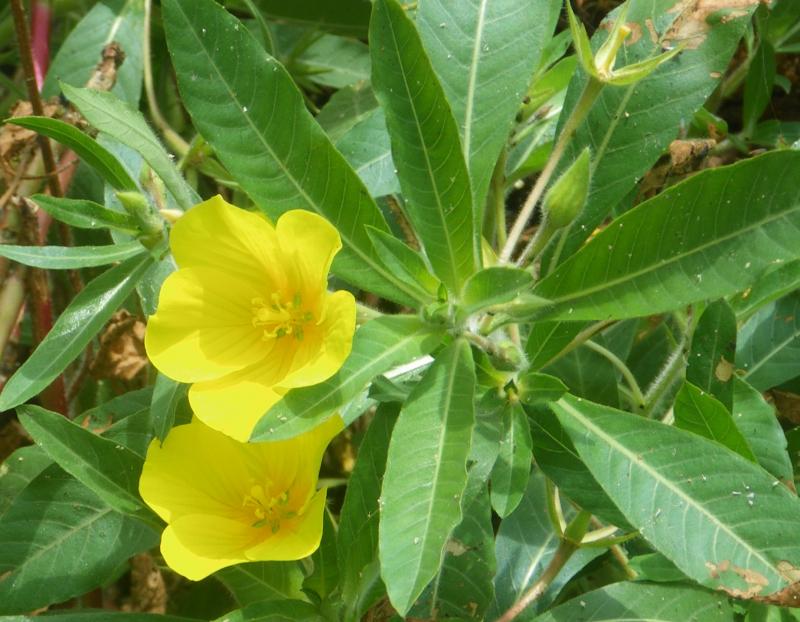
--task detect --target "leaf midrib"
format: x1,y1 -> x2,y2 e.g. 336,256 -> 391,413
541,202 -> 800,309
462,0 -> 489,160
170,0 -> 425,306
559,399 -> 780,582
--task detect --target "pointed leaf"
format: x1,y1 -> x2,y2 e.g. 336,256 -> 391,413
370,0 -> 478,293
0,242 -> 144,269
687,300 -> 737,410
417,0 -> 561,205
462,267 -> 534,316
216,562 -> 307,607
0,253 -> 153,410
161,0 -> 420,306
490,402 -> 532,517
535,152 -> 800,320
380,339 -> 476,614
553,393 -> 800,599
251,316 -> 444,441
366,226 -> 440,301
336,109 -> 399,198
17,405 -> 148,517
30,195 -> 139,234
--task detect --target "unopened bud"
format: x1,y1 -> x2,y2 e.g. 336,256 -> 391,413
543,147 -> 591,230
116,191 -> 163,239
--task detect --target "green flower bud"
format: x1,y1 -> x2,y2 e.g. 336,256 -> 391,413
115,191 -> 164,242
543,147 -> 591,230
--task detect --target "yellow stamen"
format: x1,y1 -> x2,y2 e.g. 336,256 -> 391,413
251,293 -> 313,340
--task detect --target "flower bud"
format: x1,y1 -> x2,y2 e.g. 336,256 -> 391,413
543,147 -> 591,230
115,191 -> 164,242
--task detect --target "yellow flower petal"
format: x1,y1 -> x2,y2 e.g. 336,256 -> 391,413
145,267 -> 266,383
161,515 -> 254,580
171,195 -> 284,286
280,290 -> 356,389
244,488 -> 328,562
189,366 -> 286,442
139,420 -> 250,522
276,210 -> 342,292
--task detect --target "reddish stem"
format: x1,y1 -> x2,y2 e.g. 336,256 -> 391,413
31,1 -> 52,89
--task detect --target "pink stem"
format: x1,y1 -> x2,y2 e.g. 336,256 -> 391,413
30,0 -> 51,90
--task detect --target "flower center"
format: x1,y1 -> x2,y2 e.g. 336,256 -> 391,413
243,483 -> 295,532
251,293 -> 314,340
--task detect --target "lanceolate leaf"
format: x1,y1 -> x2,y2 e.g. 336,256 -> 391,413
0,466 -> 157,615
673,382 -> 756,462
61,84 -> 199,212
216,562 -> 307,607
336,109 -> 399,198
370,0 -> 478,294
9,116 -> 137,191
0,253 -> 153,411
30,195 -> 139,234
534,151 -> 800,321
733,377 -> 794,485
417,0 -> 560,206
161,0 -> 421,306
730,259 -> 800,321
251,316 -> 444,441
17,406 -> 147,517
254,0 -> 371,37
380,339 -> 476,614
687,300 -> 737,410
43,0 -> 145,105
531,582 -> 734,622
550,0 -> 759,267
553,393 -> 800,599
738,291 -> 800,390
0,241 -> 144,269
490,402 -> 532,518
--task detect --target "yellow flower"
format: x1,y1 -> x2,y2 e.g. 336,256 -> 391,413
144,196 -> 356,441
139,415 -> 343,580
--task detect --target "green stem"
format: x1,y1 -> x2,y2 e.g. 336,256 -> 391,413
584,339 -> 645,412
500,77 -> 603,263
642,339 -> 686,418
489,148 -> 509,249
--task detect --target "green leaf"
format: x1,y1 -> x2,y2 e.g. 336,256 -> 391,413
298,35 -> 370,89
417,0 -> 560,206
336,110 -> 399,198
150,374 -> 189,442
7,116 -> 137,191
216,562 -> 307,607
0,615 -> 197,622
744,41 -> 776,133
412,480 -> 495,620
338,404 -> 397,620
544,337 -> 619,408
305,511 -> 339,599
0,446 -> 51,518
253,0 -> 371,37
316,82 -> 378,142
370,0 -> 478,293
628,553 -> 688,583
211,599 -> 320,622
380,339 -> 476,614
528,405 -> 631,528
252,316 -> 443,441
61,84 -> 199,212
687,300 -> 737,410
550,0 -> 759,267
733,377 -> 794,485
673,382 -> 757,462
43,0 -> 145,105
534,152 -> 800,320
461,267 -> 534,316
552,393 -> 800,598
0,466 -> 157,614
531,582 -> 734,622
489,472 -> 604,619
17,405 -> 148,517
730,260 -> 800,320
738,291 -> 800,390
490,402 -> 532,517
525,321 -> 588,371
0,241 -> 144,269
366,226 -> 440,302
516,372 -> 568,407
162,0 -> 419,306
0,253 -> 153,411
30,194 -> 139,234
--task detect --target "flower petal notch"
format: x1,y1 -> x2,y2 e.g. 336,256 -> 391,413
139,415 -> 343,580
144,196 -> 357,441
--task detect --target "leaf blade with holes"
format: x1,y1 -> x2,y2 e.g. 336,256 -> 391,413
552,393 -> 800,597
534,152 -> 800,320
161,0 -> 420,306
370,0 -> 478,293
0,253 -> 153,411
251,316 -> 444,441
